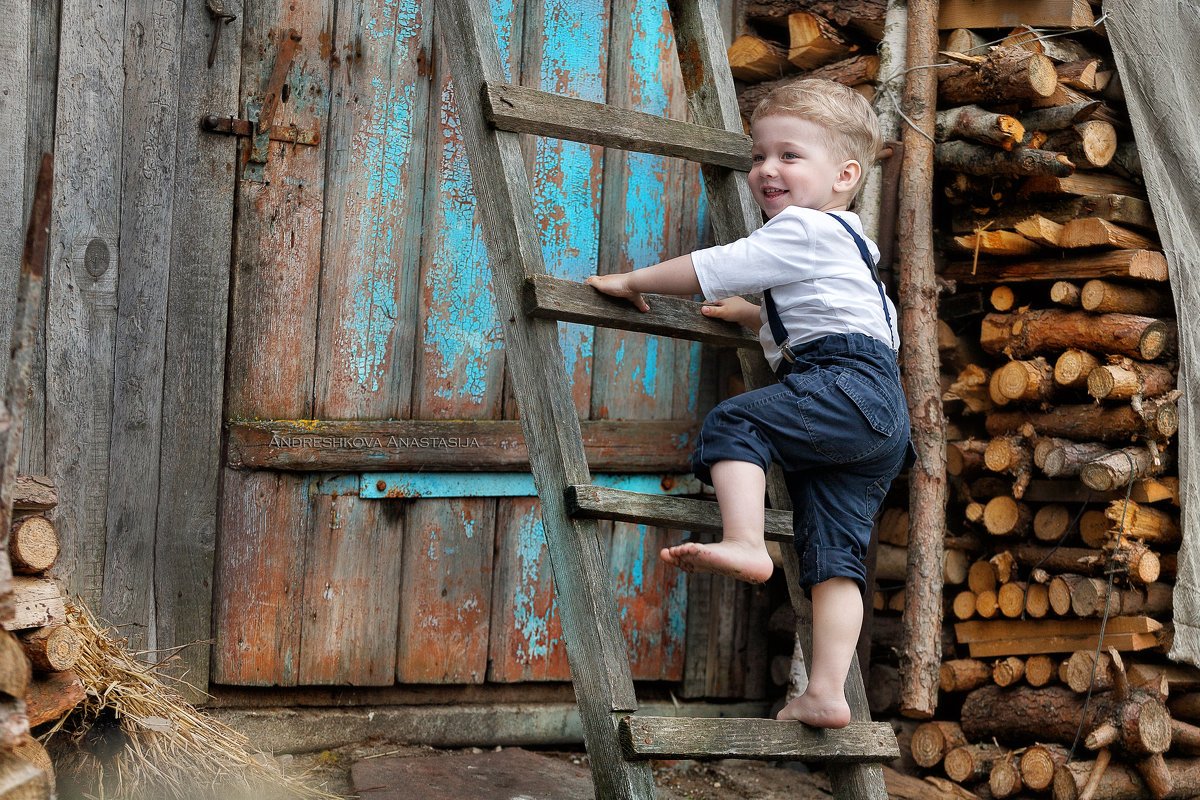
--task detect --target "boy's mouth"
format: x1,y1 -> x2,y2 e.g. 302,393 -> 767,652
761,187 -> 787,200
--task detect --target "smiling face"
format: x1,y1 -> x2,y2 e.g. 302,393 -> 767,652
748,114 -> 862,218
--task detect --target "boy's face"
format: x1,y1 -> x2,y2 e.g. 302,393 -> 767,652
748,114 -> 860,218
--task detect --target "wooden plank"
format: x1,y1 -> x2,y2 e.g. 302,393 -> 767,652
396,499 -> 494,683
567,484 -> 795,543
313,0 -> 432,420
0,0 -> 30,365
298,494 -> 402,685
100,0 -> 186,655
942,249 -> 1169,284
966,632 -> 1160,658
486,497 -> 571,682
937,0 -> 1093,29
152,0 -> 241,699
212,470 -> 308,686
226,419 -> 700,471
1021,172 -> 1147,199
483,81 -> 752,170
46,0 -> 124,613
16,0 -> 59,478
2,577 -> 66,631
955,616 -> 1161,643
619,716 -> 901,761
609,522 -> 687,681
951,194 -> 1156,234
525,274 -> 757,347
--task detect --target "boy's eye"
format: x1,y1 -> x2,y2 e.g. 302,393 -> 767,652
751,154 -> 764,162
782,152 -> 799,160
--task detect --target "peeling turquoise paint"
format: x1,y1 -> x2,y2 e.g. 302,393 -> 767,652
359,472 -> 702,498
512,505 -> 555,661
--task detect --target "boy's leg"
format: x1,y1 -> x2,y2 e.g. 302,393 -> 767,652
660,459 -> 774,583
776,576 -> 862,728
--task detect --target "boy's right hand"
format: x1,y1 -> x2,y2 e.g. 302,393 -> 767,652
701,296 -> 760,329
585,273 -> 650,312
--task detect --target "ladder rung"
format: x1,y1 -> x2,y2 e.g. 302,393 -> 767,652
566,484 -> 793,543
483,81 -> 752,170
523,274 -> 758,348
619,716 -> 900,762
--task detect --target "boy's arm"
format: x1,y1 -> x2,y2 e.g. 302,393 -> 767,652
702,296 -> 761,329
584,253 -> 701,312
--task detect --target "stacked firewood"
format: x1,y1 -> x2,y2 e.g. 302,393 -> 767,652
0,476 -> 85,797
878,10 -> 1200,800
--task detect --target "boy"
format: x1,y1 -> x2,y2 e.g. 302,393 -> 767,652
585,79 -> 911,729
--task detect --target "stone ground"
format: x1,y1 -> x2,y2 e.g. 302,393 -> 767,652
283,738 -> 834,800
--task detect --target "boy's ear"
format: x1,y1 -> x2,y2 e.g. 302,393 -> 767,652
834,160 -> 862,193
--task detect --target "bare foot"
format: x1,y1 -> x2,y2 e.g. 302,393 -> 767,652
775,692 -> 852,728
659,540 -> 774,584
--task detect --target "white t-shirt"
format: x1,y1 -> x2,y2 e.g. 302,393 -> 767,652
691,207 -> 900,371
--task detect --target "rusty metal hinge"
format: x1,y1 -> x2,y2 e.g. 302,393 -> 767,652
199,28 -> 318,182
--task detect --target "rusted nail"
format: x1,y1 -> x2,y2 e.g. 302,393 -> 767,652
376,480 -> 387,492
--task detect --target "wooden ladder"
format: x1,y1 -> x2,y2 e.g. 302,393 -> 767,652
435,1 -> 899,797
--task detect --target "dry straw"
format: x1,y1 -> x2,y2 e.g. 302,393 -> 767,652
43,600 -> 342,800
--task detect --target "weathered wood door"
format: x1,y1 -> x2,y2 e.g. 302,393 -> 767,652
213,0 -> 713,688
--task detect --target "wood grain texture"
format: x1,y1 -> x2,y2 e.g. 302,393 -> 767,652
567,484 -> 795,542
46,0 -> 124,613
101,0 -> 186,656
609,521 -> 687,681
313,0 -> 432,420
226,419 -> 699,471
0,1 -> 30,365
152,0 -> 241,700
299,494 -> 402,685
396,499 -> 493,683
483,81 -> 751,169
619,716 -> 901,761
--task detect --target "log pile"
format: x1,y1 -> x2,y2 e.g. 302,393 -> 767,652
0,476 -> 83,797
873,11 -> 1196,800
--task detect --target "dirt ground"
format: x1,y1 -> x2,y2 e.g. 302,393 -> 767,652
284,738 -> 834,800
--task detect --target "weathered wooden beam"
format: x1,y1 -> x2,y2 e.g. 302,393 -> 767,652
619,716 -> 900,761
482,81 -> 752,170
567,484 -> 794,543
524,274 -> 758,348
943,249 -> 1168,284
227,419 -> 701,472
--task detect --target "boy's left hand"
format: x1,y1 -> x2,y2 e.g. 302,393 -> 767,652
585,273 -> 650,312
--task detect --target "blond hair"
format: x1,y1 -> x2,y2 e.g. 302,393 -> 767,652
751,78 -> 882,193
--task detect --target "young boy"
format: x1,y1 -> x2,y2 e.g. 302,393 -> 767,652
585,79 -> 911,729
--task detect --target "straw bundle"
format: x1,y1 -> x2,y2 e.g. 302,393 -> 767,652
43,600 -> 341,800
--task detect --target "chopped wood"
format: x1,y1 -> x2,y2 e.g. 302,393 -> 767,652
1073,580 -> 1172,620
990,754 -> 1025,798
1081,447 -> 1172,493
735,55 -> 880,117
937,46 -> 1058,105
946,549 -> 970,586
980,309 -> 1171,360
876,542 -> 909,581
1050,574 -> 1092,615
955,616 -> 1163,657
952,590 -> 979,620
1052,756 -> 1200,800
1081,280 -> 1172,315
883,765 -> 988,800
728,34 -> 792,81
1026,654 -> 1058,687
1104,499 -> 1179,546
938,1 -> 1094,30
1088,361 -> 1175,401
1035,503 -> 1072,541
989,285 -> 1020,312
945,743 -> 1008,783
945,249 -> 1168,284
969,560 -> 999,594
1130,663 -> 1200,693
1041,121 -> 1118,168
1106,540 -> 1163,586
1042,440 -> 1115,479
1022,171 -> 1147,199
10,734 -> 54,792
25,669 -> 85,727
1051,280 -> 1084,306
976,590 -> 1000,619
879,507 -> 910,546
1021,100 -> 1105,131
946,364 -> 996,414
17,624 -> 80,672
1081,509 -> 1113,547
786,12 -> 852,69
7,516 -> 58,575
948,440 -> 988,477
991,550 -> 1019,583
0,632 -> 31,699
1061,218 -> 1159,250
955,230 -> 1044,256
986,398 -> 1179,442
936,104 -> 1026,149
943,28 -> 986,55
995,357 -> 1055,401
1112,140 -> 1142,179
937,141 -> 1074,177
993,656 -> 1026,687
1,578 -> 65,632
953,195 -> 1156,236
1003,24 -> 1097,64
1138,752 -> 1175,799
1056,58 -> 1103,91
1016,214 -> 1067,246
1021,743 -> 1070,790
13,476 -> 56,511
745,0 -> 887,39
1130,477 -> 1180,505
1063,649 -> 1115,693
912,719 -> 969,766
998,582 -> 1033,618
1054,348 -> 1100,387
984,496 -> 1033,536
0,752 -> 50,798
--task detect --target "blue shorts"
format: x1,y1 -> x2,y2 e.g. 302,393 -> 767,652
691,333 -> 911,592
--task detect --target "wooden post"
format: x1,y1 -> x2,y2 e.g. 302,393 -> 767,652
897,0 -> 945,720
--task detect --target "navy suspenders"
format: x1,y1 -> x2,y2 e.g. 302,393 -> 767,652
762,214 -> 897,375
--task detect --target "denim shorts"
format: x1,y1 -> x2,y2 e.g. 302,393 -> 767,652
691,333 -> 911,591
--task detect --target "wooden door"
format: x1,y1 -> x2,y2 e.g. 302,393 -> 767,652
213,0 -> 709,688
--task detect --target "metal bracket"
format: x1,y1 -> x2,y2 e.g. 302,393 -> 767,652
198,28 -> 312,182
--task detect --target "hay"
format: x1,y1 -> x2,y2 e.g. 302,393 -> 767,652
43,600 -> 343,800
